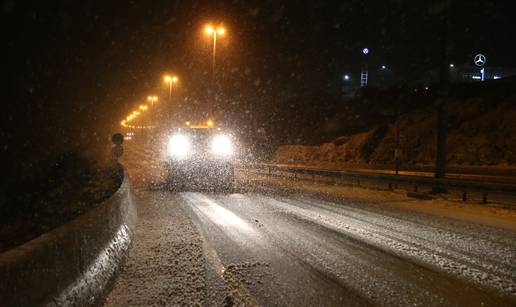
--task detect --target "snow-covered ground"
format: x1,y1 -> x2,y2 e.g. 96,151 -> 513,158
103,189 -> 206,306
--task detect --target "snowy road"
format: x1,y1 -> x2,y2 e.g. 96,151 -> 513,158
178,191 -> 515,306
104,139 -> 516,306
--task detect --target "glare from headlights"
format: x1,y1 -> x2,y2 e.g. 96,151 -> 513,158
167,134 -> 190,158
211,134 -> 233,156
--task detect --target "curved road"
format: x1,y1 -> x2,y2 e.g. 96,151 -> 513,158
108,139 -> 516,306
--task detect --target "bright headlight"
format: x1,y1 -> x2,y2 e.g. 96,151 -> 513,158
167,134 -> 190,158
211,134 -> 233,156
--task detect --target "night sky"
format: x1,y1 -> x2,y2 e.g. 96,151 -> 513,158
2,0 -> 515,166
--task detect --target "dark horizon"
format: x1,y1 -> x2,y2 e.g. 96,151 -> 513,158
2,0 -> 515,164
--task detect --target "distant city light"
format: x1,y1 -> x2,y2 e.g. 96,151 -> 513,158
381,65 -> 387,69
424,86 -> 429,90
449,63 -> 455,68
493,75 -> 501,79
343,74 -> 350,81
471,76 -> 481,80
362,48 -> 369,55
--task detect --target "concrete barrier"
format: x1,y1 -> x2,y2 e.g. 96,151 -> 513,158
0,167 -> 136,306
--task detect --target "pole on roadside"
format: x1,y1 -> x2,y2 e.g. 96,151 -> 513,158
212,31 -> 217,78
205,25 -> 225,118
211,31 -> 218,118
395,107 -> 401,175
433,0 -> 450,193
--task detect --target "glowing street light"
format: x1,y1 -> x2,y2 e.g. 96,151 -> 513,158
163,74 -> 179,99
204,24 -> 226,76
147,96 -> 158,130
147,96 -> 158,105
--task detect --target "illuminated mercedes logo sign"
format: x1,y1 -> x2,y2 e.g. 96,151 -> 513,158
474,54 -> 486,67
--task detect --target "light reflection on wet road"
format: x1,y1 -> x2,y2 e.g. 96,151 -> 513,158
117,140 -> 516,306
175,191 -> 515,306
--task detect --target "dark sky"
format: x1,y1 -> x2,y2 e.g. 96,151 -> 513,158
2,0 -> 515,163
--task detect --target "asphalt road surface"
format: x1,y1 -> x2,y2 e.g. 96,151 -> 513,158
106,139 -> 516,306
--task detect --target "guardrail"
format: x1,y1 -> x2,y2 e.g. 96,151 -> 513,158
0,165 -> 136,306
243,163 -> 516,203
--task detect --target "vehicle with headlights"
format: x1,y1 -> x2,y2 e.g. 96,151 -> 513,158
165,126 -> 235,190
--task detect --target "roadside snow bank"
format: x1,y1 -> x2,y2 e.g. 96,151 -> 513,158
273,98 -> 516,168
273,129 -> 381,164
103,191 -> 206,306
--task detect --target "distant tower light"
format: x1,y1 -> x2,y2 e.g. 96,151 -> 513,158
449,63 -> 455,68
381,65 -> 387,70
361,48 -> 369,87
343,74 -> 350,81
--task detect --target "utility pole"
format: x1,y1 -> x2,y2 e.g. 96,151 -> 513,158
435,0 -> 450,181
395,107 -> 401,175
204,25 -> 225,118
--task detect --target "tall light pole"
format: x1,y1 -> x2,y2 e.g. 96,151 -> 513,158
147,95 -> 158,107
163,75 -> 179,100
147,95 -> 158,129
205,25 -> 225,77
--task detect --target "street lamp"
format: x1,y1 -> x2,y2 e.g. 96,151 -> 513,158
205,24 -> 225,76
163,75 -> 179,99
147,96 -> 158,129
147,95 -> 158,105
